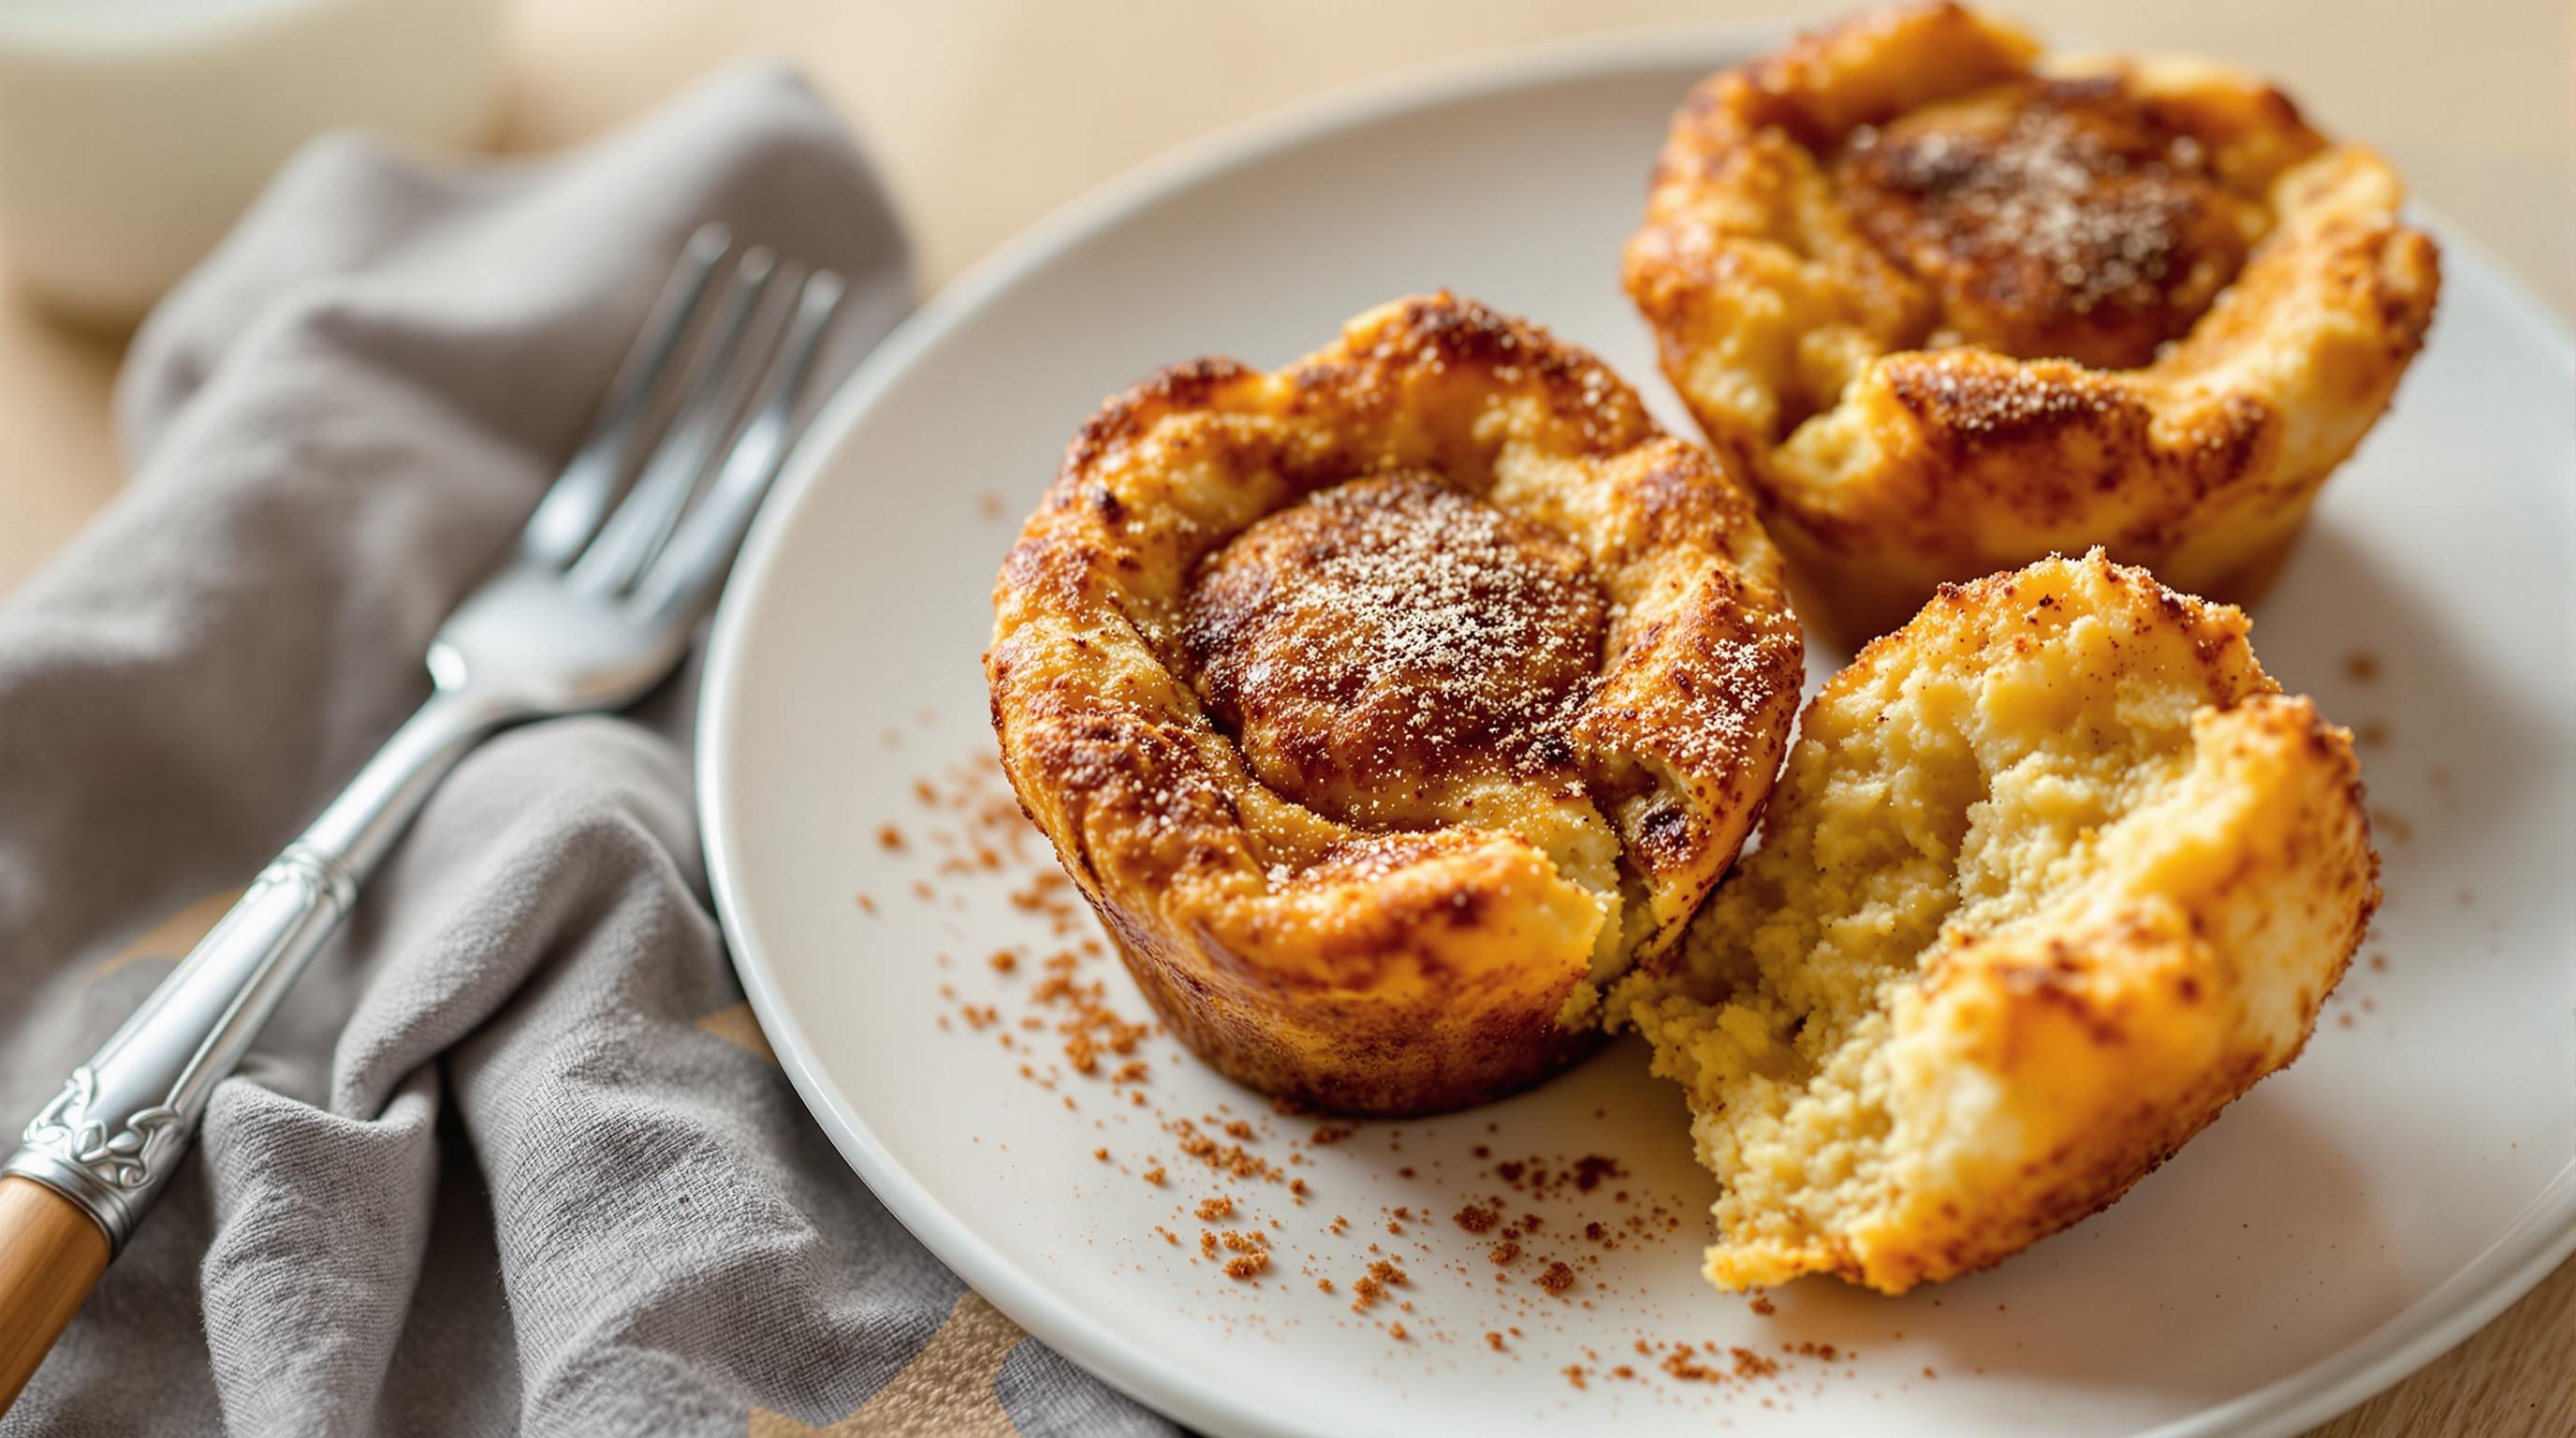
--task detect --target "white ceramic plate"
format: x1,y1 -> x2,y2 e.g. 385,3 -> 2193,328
699,27 -> 2576,1438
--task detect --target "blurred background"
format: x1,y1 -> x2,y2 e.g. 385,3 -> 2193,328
0,0 -> 2565,590
501,0 -> 2573,304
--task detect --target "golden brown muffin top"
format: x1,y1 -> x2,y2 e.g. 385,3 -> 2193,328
1620,1 -> 2438,651
988,293 -> 1806,1016
1833,74 -> 2272,368
1181,473 -> 1607,828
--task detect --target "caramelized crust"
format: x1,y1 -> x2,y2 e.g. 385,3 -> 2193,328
1625,2 -> 2440,650
1183,473 -> 1608,828
1612,552 -> 2378,1294
1834,75 -> 2266,368
988,295 -> 1804,1115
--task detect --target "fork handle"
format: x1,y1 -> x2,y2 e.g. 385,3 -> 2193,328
0,686 -> 515,1402
0,1178 -> 109,1410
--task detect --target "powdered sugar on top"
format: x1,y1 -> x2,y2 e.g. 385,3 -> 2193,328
1182,474 -> 1606,814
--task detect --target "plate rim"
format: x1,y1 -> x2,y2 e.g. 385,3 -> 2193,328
697,22 -> 2576,1438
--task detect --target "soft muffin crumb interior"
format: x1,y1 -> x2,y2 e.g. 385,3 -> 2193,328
1615,559 -> 2264,1277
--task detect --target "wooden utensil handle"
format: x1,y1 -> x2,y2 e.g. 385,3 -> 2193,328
0,1176 -> 109,1413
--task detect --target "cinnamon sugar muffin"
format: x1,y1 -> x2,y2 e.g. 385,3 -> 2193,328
988,294 -> 1805,1115
1625,3 -> 2440,649
1611,552 -> 2378,1294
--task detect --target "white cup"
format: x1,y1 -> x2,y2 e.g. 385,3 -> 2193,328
0,0 -> 506,329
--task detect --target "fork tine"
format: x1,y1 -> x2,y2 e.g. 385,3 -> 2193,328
571,246 -> 778,595
520,223 -> 731,567
634,269 -> 848,624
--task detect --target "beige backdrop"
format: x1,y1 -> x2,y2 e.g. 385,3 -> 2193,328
5,2 -> 2571,1433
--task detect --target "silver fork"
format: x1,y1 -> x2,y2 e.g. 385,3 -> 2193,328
0,225 -> 846,1406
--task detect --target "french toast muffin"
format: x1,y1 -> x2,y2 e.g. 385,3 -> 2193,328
1624,2 -> 2440,649
988,294 -> 1805,1115
1610,551 -> 2378,1294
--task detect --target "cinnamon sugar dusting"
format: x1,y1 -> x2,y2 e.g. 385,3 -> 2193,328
1837,77 -> 2258,367
1889,362 -> 2106,435
1182,473 -> 1605,824
890,740 -> 1882,1406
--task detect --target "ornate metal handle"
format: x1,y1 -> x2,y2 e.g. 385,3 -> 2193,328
5,685 -> 516,1251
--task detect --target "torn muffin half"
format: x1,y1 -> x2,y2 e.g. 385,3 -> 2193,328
1611,550 -> 2377,1293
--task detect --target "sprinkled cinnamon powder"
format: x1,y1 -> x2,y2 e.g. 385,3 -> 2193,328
1164,1118 -> 1283,1182
1662,1346 -> 1720,1383
1569,1155 -> 1621,1193
1346,1259 -> 1409,1314
901,741 -> 1881,1401
1833,77 -> 2253,366
1180,475 -> 1608,822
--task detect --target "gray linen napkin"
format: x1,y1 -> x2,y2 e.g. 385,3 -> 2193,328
0,65 -> 1175,1438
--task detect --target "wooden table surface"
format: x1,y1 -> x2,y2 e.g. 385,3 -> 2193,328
5,2 -> 2569,1433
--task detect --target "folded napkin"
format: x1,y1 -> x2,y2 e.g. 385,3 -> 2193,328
0,66 -> 1174,1438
